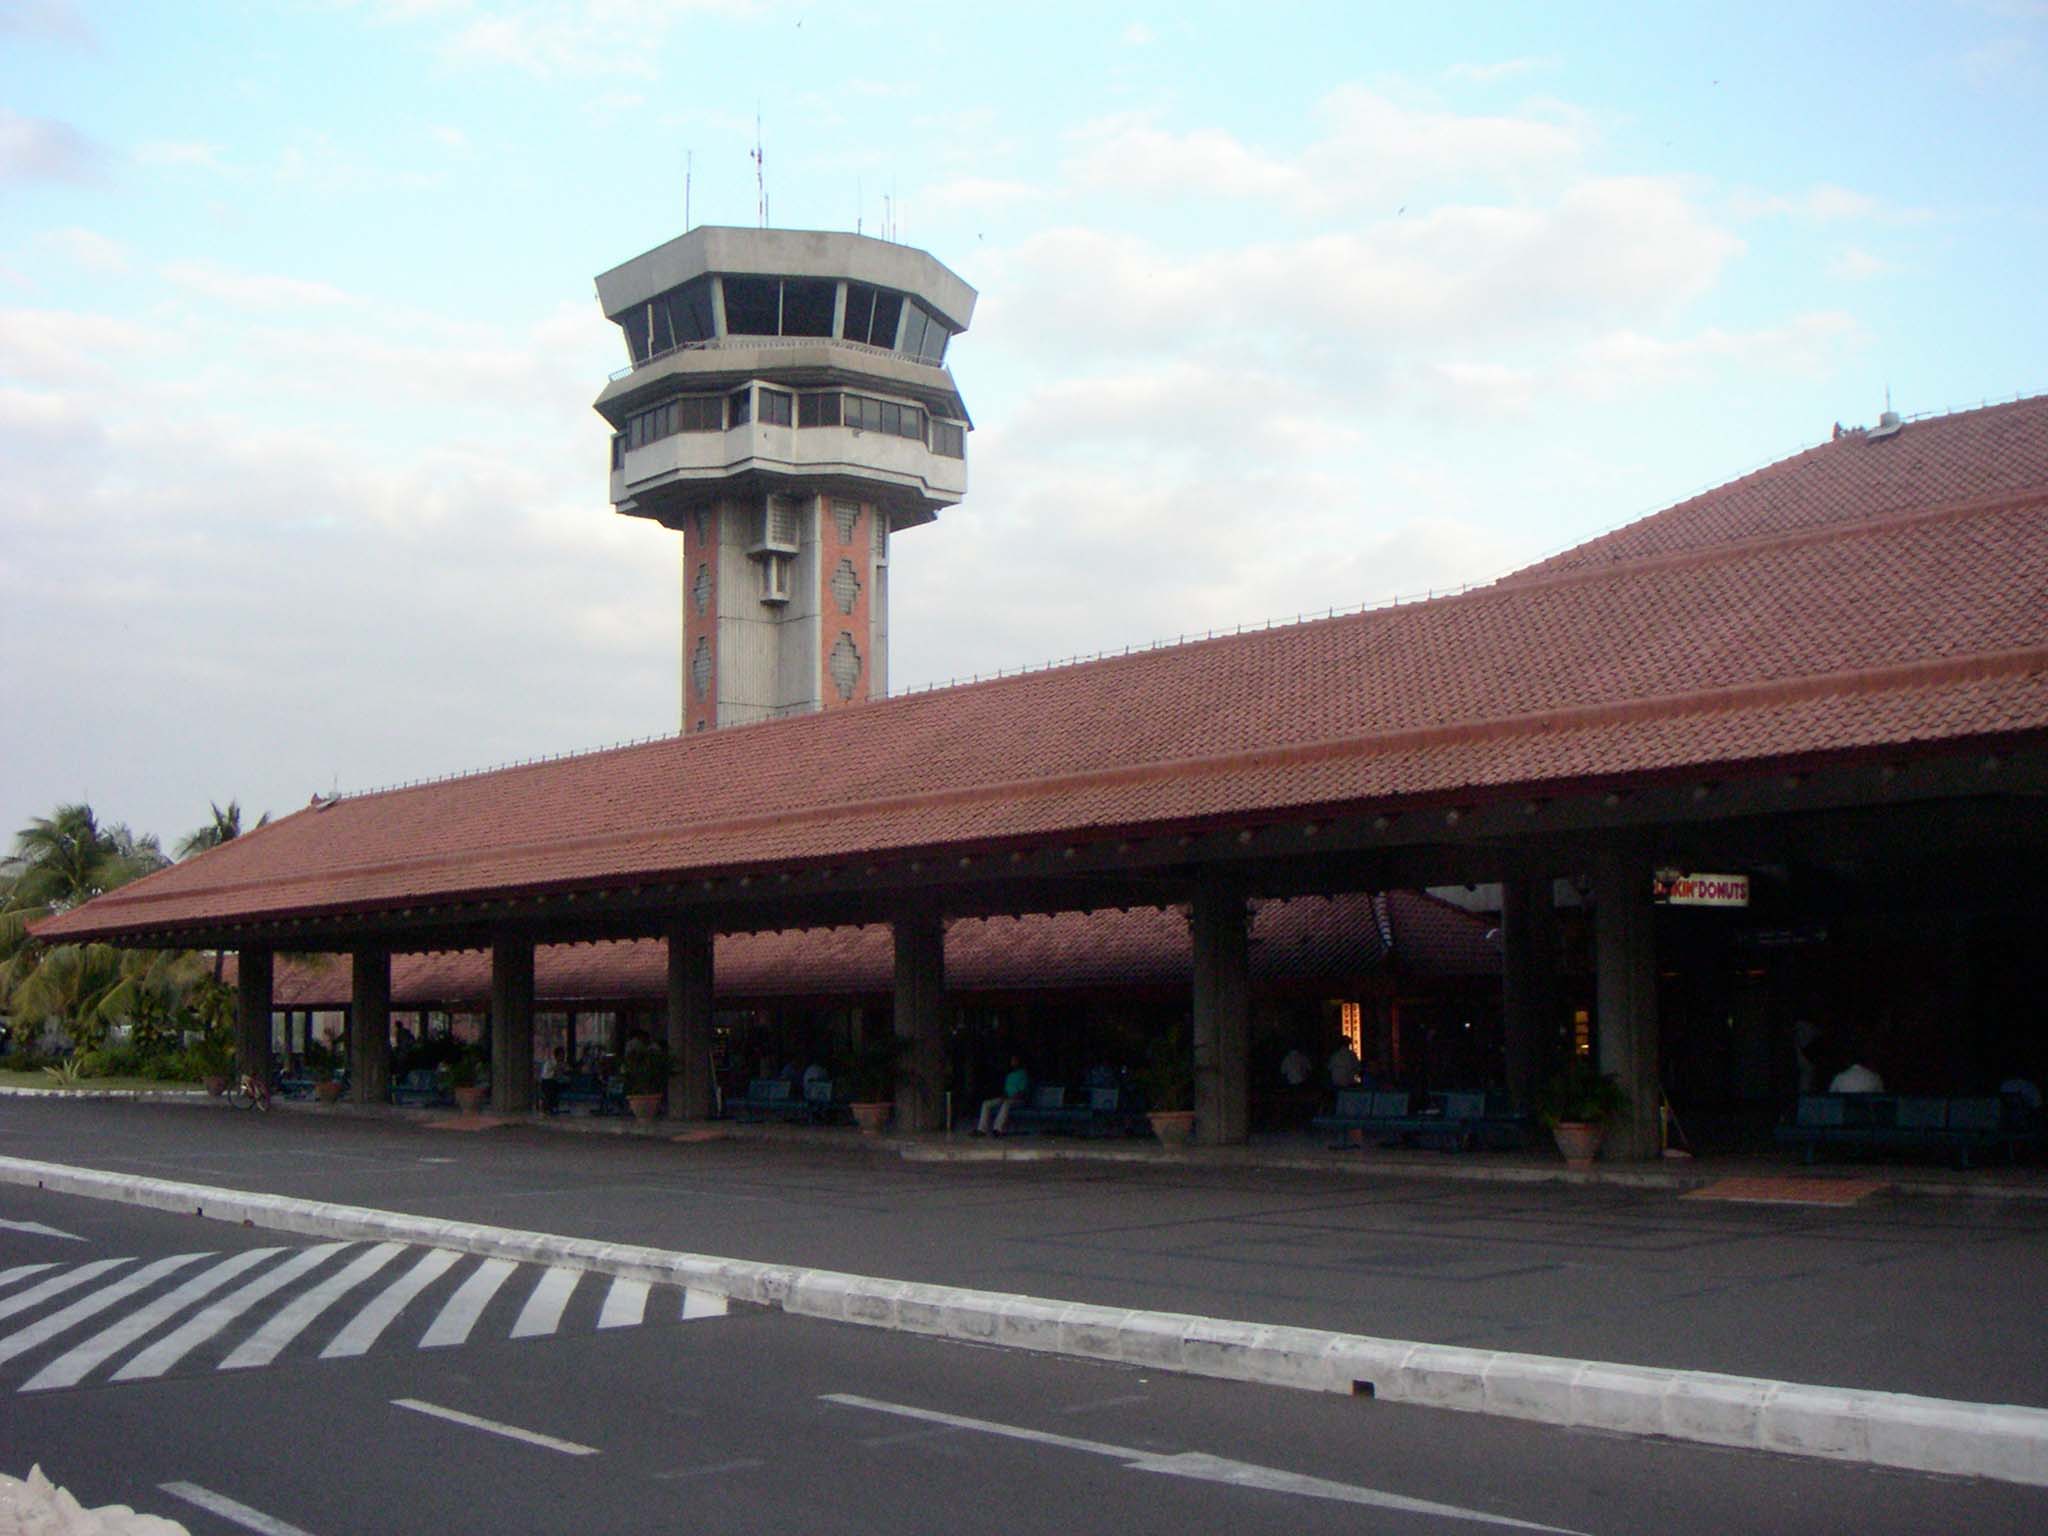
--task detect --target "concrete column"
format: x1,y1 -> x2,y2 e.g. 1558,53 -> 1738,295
665,920 -> 715,1120
350,948 -> 392,1106
892,911 -> 947,1132
1594,840 -> 1662,1159
489,934 -> 536,1114
236,946 -> 273,1082
1190,877 -> 1251,1146
1499,867 -> 1557,1111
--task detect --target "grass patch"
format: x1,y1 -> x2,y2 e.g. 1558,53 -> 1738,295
0,1068 -> 203,1094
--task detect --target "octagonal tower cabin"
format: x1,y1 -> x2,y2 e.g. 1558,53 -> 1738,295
594,227 -> 976,732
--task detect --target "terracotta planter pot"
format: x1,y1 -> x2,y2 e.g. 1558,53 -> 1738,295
452,1084 -> 488,1116
1551,1121 -> 1604,1170
850,1101 -> 892,1137
1148,1110 -> 1196,1149
314,1080 -> 345,1105
203,1075 -> 228,1098
627,1093 -> 664,1122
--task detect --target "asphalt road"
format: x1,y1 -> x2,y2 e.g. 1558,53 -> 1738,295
3,1097 -> 2045,1410
5,1186 -> 2046,1536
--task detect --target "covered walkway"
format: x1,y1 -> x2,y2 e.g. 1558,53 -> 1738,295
36,396 -> 2048,1157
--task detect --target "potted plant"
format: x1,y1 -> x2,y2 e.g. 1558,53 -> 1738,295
446,1047 -> 488,1116
623,1041 -> 668,1122
1537,1062 -> 1629,1170
306,1043 -> 345,1104
844,1035 -> 906,1137
1139,1031 -> 1196,1149
194,1033 -> 234,1098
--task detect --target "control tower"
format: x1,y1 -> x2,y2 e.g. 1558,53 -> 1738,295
593,228 -> 976,731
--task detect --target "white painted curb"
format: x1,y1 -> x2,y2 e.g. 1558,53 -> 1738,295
4,1153 -> 2044,1486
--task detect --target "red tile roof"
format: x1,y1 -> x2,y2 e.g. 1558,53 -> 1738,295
39,395 -> 2048,944
258,892 -> 1495,1008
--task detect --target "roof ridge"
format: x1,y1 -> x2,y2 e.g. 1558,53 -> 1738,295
1491,485 -> 2048,595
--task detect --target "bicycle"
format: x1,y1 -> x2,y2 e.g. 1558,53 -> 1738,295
226,1069 -> 273,1112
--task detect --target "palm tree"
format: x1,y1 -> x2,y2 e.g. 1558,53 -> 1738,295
1,803 -> 170,1053
175,800 -> 270,860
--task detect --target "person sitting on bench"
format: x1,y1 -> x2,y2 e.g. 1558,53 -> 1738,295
976,1057 -> 1030,1136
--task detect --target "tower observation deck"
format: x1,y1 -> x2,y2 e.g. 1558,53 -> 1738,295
593,227 -> 976,732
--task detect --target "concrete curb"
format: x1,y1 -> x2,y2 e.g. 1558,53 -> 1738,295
4,1154 -> 2045,1486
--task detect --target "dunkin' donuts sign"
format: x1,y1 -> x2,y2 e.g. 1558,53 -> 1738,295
1652,870 -> 1750,907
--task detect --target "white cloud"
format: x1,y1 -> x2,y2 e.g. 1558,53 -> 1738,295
134,139 -> 228,170
1122,22 -> 1157,46
37,225 -> 128,272
0,0 -> 95,47
0,108 -> 102,183
1731,182 -> 1930,224
1828,246 -> 1895,281
1064,88 -> 1588,213
160,261 -> 358,311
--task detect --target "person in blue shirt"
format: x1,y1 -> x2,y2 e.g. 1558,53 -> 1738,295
975,1056 -> 1030,1136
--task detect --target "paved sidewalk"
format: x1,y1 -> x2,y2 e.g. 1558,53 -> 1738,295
2,1094 -> 2044,1411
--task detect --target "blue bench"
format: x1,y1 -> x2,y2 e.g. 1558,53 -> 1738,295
1005,1085 -> 1131,1137
554,1072 -> 623,1116
1775,1093 -> 2037,1167
389,1068 -> 450,1108
1313,1089 -> 1528,1151
730,1078 -> 812,1123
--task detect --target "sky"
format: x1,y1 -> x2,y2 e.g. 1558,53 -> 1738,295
2,0 -> 2044,854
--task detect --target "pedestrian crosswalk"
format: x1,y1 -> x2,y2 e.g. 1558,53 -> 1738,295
0,1241 -> 728,1393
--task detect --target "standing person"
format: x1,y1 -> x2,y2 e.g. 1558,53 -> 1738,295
976,1055 -> 1030,1136
540,1045 -> 564,1115
1327,1040 -> 1363,1091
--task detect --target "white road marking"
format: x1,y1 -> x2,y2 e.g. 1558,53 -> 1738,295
0,1217 -> 85,1241
112,1243 -> 349,1381
653,1457 -> 765,1481
0,1258 -> 132,1323
220,1242 -> 406,1369
820,1394 -> 1590,1534
23,1248 -> 282,1391
0,1262 -> 59,1290
510,1265 -> 582,1338
597,1276 -> 648,1329
419,1257 -> 515,1347
0,1253 -> 209,1364
392,1396 -> 600,1456
160,1481 -> 321,1536
680,1287 -> 727,1320
320,1246 -> 459,1359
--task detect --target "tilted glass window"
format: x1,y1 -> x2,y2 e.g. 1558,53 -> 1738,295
721,275 -> 780,336
780,278 -> 835,337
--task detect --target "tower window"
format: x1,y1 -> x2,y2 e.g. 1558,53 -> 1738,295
727,388 -> 752,427
931,419 -> 965,458
799,391 -> 841,427
759,388 -> 793,427
780,279 -> 835,337
721,275 -> 780,336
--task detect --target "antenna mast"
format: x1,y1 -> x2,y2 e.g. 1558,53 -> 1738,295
751,113 -> 767,228
685,149 -> 692,231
